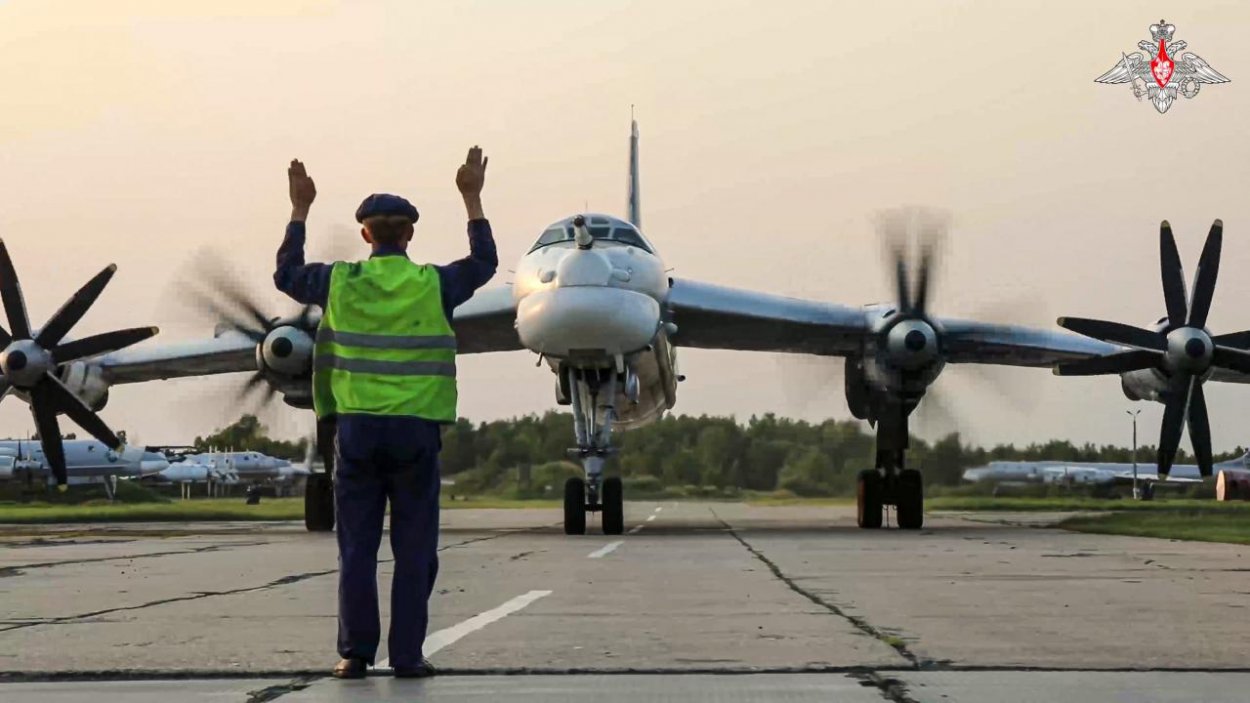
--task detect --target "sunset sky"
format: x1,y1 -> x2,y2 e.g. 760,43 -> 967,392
2,1 -> 1249,451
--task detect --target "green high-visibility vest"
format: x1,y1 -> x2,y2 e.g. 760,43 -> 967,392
312,257 -> 457,422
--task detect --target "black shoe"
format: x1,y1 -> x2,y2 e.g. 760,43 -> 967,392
393,658 -> 437,678
333,657 -> 368,679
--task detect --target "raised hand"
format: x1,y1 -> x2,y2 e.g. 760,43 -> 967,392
288,159 -> 317,221
455,146 -> 488,197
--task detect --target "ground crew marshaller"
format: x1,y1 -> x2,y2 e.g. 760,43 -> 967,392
273,148 -> 497,679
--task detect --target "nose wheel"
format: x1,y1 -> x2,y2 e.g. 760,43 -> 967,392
563,477 -> 587,535
563,475 -> 625,535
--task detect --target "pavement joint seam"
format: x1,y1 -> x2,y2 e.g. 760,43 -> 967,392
708,507 -> 925,669
8,665 -> 1250,683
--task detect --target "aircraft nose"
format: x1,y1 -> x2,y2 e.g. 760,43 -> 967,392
555,249 -> 613,287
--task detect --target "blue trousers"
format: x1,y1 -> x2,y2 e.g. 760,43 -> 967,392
334,415 -> 442,669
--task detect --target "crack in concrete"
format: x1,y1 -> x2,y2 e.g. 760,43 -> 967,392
0,527 -> 532,634
0,541 -> 271,578
709,507 -> 924,669
244,675 -> 318,702
852,671 -> 920,703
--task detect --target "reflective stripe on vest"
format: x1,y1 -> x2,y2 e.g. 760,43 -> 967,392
312,258 -> 458,422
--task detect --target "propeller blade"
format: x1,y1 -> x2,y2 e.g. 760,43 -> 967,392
241,371 -> 268,396
1056,317 -> 1166,351
1159,221 -> 1188,329
1211,346 -> 1250,375
913,382 -> 959,439
35,264 -> 118,348
1156,373 -> 1192,477
297,304 -> 317,329
913,242 -> 932,316
40,374 -> 121,448
1053,349 -> 1161,376
910,209 -> 947,316
0,240 -> 32,340
1187,380 -> 1213,477
28,385 -> 66,486
185,250 -> 274,336
1212,330 -> 1250,350
52,326 -> 158,364
1187,219 -> 1222,329
895,255 -> 911,314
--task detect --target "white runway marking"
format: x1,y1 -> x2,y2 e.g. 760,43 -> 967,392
628,525 -> 643,535
376,589 -> 552,669
646,514 -> 657,522
587,540 -> 624,559
655,506 -> 663,512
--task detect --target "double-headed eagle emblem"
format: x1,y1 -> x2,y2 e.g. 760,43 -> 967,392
1095,20 -> 1229,114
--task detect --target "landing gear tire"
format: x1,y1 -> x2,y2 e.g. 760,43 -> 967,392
896,469 -> 924,530
857,469 -> 884,529
601,476 -> 624,535
564,477 -> 587,535
304,473 -> 335,532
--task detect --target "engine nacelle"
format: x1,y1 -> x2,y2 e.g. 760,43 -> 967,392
58,361 -> 110,411
258,326 -> 314,378
1121,368 -> 1165,402
844,357 -> 872,420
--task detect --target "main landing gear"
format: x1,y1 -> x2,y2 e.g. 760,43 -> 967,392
562,366 -> 628,536
857,399 -> 924,530
305,416 -> 336,533
856,466 -> 924,530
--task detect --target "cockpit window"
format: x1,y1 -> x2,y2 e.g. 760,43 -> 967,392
529,222 -> 655,253
611,227 -> 649,250
534,226 -> 570,248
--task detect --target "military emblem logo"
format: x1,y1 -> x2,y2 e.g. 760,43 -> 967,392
1095,20 -> 1229,114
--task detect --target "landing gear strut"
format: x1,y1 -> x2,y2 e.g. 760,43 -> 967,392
563,366 -> 627,535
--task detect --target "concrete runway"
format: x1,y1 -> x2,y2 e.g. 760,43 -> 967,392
2,502 -> 1249,702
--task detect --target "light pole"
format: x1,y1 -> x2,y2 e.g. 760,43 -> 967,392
1127,409 -> 1142,499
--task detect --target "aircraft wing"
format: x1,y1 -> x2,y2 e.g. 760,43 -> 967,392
96,286 -> 522,385
1208,367 -> 1250,384
664,278 -> 1119,365
451,285 -> 524,354
664,278 -> 868,355
938,318 -> 1122,367
97,331 -> 257,385
450,282 -> 522,350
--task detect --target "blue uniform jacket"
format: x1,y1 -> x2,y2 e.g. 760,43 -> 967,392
274,219 -> 498,452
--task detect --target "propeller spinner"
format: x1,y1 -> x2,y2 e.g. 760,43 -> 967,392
1054,220 -> 1250,477
0,241 -> 157,486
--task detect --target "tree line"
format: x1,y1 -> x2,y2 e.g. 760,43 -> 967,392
190,412 -> 1243,496
439,411 -> 1241,496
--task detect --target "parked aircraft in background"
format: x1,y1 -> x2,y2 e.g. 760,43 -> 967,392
0,439 -> 168,498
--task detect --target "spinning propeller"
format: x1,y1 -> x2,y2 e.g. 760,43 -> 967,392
0,242 -> 157,486
1054,220 -> 1250,476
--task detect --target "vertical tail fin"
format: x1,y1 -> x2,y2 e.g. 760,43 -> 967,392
627,110 -> 641,228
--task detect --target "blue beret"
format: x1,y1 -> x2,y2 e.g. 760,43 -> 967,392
355,193 -> 419,223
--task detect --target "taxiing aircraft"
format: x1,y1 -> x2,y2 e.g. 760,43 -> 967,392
3,121 -> 1247,535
